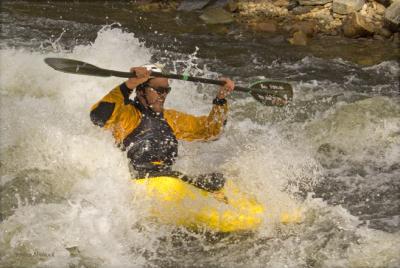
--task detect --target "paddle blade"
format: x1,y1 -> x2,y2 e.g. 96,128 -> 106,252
249,80 -> 293,106
44,58 -> 112,77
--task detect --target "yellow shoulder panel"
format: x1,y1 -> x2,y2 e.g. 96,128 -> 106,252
164,104 -> 228,141
90,85 -> 141,144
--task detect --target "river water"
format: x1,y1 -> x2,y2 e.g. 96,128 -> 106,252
0,1 -> 399,267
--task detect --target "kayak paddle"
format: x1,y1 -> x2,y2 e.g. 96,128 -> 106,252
44,57 -> 293,106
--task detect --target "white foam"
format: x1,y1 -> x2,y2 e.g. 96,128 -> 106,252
1,27 -> 399,267
304,96 -> 400,160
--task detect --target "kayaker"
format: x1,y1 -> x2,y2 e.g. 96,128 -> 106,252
90,65 -> 234,192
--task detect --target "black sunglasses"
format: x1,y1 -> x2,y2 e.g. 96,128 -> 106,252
148,86 -> 171,94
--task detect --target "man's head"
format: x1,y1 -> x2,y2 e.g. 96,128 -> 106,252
136,77 -> 170,113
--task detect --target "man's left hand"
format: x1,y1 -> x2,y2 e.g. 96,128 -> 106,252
217,78 -> 235,99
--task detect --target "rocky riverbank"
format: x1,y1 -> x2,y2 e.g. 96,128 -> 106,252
133,0 -> 400,46
235,0 -> 399,45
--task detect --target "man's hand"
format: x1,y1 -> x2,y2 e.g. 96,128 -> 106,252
217,78 -> 235,99
125,67 -> 151,89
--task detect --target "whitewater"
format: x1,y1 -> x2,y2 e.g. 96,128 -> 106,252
1,5 -> 399,268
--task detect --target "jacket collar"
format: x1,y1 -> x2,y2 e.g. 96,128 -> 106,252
133,97 -> 163,118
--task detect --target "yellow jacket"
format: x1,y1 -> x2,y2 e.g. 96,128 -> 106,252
90,83 -> 228,145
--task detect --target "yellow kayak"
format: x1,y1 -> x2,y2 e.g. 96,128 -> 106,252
133,176 -> 301,232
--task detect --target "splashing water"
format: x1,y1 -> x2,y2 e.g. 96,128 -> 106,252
0,16 -> 399,268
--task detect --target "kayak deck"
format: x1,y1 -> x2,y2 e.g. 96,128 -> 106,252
133,176 -> 301,232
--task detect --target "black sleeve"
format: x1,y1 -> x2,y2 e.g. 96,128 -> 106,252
90,102 -> 116,127
120,82 -> 134,104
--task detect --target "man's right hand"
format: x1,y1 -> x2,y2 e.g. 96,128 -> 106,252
125,67 -> 151,89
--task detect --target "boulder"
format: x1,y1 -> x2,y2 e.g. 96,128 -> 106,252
375,27 -> 393,38
225,0 -> 239,12
291,5 -> 314,15
297,6 -> 334,22
292,20 -> 317,36
298,0 -> 332,5
332,0 -> 365,15
212,0 -> 231,7
178,0 -> 211,11
250,20 -> 278,32
342,12 -> 375,37
374,0 -> 392,7
384,1 -> 400,31
237,2 -> 288,17
135,2 -> 174,12
288,0 -> 300,10
373,2 -> 387,15
199,7 -> 234,24
373,34 -> 385,40
333,13 -> 347,19
274,0 -> 290,7
288,30 -> 309,45
360,3 -> 381,21
393,32 -> 399,43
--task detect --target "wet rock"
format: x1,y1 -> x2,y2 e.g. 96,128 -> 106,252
135,1 -> 178,12
373,2 -> 387,15
342,12 -> 375,37
373,33 -> 385,40
332,0 -> 365,15
393,32 -> 400,43
288,0 -> 300,10
237,1 -> 289,17
292,5 -> 314,14
359,2 -> 380,20
375,27 -> 393,38
135,2 -> 162,12
329,29 -> 340,35
292,20 -> 317,36
233,0 -> 394,39
298,6 -> 334,24
212,0 -> 231,7
298,0 -> 332,6
288,30 -> 309,45
281,21 -> 294,32
225,0 -> 239,12
249,20 -> 278,32
375,0 -> 392,8
333,12 -> 347,19
178,0 -> 211,11
269,35 -> 286,43
328,18 -> 343,30
200,7 -> 234,24
384,1 -> 400,32
207,24 -> 231,34
274,0 -> 290,7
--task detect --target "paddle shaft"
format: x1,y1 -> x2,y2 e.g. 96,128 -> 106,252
43,57 -> 293,100
108,69 -> 263,94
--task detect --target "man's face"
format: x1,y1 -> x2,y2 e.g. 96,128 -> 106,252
140,77 -> 170,113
